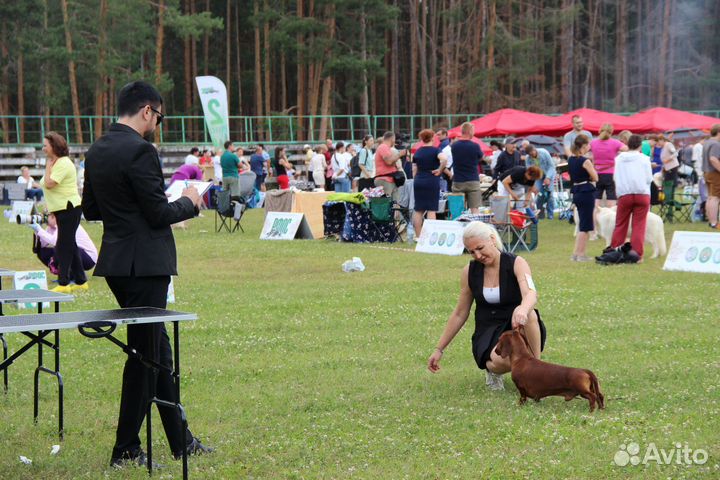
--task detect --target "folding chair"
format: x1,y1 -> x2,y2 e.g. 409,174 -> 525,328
368,196 -> 402,242
657,181 -> 694,223
215,189 -> 245,233
490,195 -> 535,253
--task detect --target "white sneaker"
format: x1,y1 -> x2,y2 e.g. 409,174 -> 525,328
485,371 -> 505,391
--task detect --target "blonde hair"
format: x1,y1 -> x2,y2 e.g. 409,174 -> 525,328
598,123 -> 614,140
463,221 -> 504,251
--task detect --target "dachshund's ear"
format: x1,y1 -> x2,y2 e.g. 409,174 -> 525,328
495,336 -> 511,358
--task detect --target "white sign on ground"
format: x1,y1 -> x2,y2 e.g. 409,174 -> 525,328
663,231 -> 720,274
8,200 -> 35,223
415,220 -> 466,256
260,212 -> 313,240
13,270 -> 50,309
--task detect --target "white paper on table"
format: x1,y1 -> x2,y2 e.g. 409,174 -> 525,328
165,180 -> 213,203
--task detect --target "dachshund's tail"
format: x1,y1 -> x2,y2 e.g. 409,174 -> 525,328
586,370 -> 605,409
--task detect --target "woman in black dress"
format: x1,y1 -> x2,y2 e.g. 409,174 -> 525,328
427,221 -> 546,391
567,134 -> 598,261
412,129 -> 448,237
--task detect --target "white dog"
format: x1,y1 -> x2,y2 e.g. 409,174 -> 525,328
595,206 -> 667,259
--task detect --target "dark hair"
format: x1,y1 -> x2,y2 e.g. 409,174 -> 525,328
362,135 -> 373,147
274,146 -> 285,160
223,141 -> 233,150
335,141 -> 345,150
524,144 -> 536,155
571,134 -> 590,155
526,165 -> 543,180
191,147 -> 200,155
383,131 -> 395,141
490,140 -> 502,148
44,131 -> 69,157
203,149 -> 212,156
628,134 -> 643,150
117,81 -> 163,118
419,129 -> 435,143
711,124 -> 720,137
436,128 -> 448,136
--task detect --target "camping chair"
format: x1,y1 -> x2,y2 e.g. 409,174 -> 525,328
215,189 -> 245,233
238,171 -> 257,204
658,181 -> 695,223
368,196 -> 403,242
490,195 -> 536,253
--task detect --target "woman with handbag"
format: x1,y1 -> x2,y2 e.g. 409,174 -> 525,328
40,131 -> 89,293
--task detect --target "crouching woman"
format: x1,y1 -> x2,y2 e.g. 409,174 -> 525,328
427,221 -> 546,390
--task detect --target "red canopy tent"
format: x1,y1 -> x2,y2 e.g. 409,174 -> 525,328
620,107 -> 719,133
447,108 -> 568,137
410,134 -> 492,157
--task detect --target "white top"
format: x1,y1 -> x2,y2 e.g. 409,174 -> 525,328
442,144 -> 454,169
614,151 -> 653,197
17,176 -> 35,188
184,154 -> 200,166
212,155 -> 222,183
483,286 -> 501,304
692,142 -> 704,176
490,151 -> 501,170
332,152 -> 352,179
311,154 -> 326,174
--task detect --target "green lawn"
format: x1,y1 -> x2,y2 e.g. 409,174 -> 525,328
0,207 -> 718,479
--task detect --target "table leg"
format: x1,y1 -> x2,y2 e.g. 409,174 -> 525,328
1,333 -> 7,393
32,300 -> 65,439
174,321 -> 188,480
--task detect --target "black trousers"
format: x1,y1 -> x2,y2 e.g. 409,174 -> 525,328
105,275 -> 192,459
53,203 -> 86,286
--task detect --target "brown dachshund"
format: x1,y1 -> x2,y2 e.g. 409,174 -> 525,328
494,328 -> 605,412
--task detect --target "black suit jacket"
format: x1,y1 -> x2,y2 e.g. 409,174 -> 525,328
83,123 -> 197,277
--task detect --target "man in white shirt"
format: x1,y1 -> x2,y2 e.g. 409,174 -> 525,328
331,142 -> 352,193
17,166 -> 44,201
184,147 -> 200,166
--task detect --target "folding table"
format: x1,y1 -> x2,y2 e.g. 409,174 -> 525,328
0,307 -> 197,479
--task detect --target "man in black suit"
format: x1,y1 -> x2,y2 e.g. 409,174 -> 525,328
83,81 -> 211,467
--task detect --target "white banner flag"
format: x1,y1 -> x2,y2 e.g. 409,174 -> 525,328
195,76 -> 230,147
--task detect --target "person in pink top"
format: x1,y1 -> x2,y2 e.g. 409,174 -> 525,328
170,163 -> 204,183
373,131 -> 407,201
590,123 -> 628,211
27,212 -> 98,277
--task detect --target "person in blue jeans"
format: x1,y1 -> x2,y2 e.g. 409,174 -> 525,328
331,142 -> 352,193
249,146 -> 267,191
568,134 -> 598,262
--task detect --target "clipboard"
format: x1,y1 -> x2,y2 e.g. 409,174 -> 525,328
165,180 -> 213,203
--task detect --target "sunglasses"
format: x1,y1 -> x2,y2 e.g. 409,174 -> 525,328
148,105 -> 164,125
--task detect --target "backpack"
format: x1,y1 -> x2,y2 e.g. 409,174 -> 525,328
350,151 -> 362,178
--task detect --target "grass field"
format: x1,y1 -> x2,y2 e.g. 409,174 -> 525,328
0,207 -> 718,479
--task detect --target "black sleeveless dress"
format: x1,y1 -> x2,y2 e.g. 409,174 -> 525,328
467,252 -> 547,370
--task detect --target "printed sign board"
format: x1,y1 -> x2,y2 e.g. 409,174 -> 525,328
13,270 -> 50,309
415,220 -> 466,256
663,231 -> 720,274
8,200 -> 35,223
260,212 -> 313,240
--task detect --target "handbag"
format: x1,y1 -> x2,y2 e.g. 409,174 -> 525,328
376,170 -> 406,187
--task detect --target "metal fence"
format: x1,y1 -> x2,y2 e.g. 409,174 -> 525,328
2,111 -> 719,147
